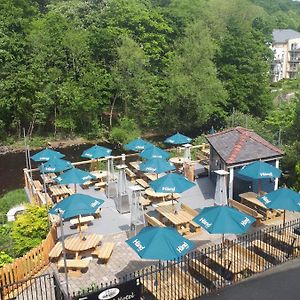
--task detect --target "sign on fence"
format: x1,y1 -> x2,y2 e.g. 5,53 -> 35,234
74,279 -> 141,300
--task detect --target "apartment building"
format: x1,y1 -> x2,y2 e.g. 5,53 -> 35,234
271,29 -> 300,82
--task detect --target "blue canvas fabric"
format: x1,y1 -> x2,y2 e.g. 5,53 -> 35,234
140,145 -> 170,160
124,138 -> 153,151
54,167 -> 96,184
164,133 -> 192,145
31,148 -> 65,162
139,158 -> 175,174
38,157 -> 72,173
81,145 -> 112,159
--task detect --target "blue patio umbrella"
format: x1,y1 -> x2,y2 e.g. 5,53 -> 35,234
209,126 -> 216,135
81,145 -> 112,159
126,227 -> 195,260
139,158 -> 175,174
258,188 -> 300,225
31,148 -> 65,162
124,138 -> 153,152
38,157 -> 72,173
164,133 -> 192,145
54,167 -> 96,185
193,206 -> 256,235
238,161 -> 282,180
140,145 -> 170,160
150,173 -> 195,194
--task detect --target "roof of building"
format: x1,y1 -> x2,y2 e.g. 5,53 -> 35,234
273,29 -> 300,43
206,127 -> 284,166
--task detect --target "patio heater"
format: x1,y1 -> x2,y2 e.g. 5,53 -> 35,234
129,185 -> 145,234
115,163 -> 130,213
106,156 -> 117,199
214,170 -> 229,206
183,143 -> 192,162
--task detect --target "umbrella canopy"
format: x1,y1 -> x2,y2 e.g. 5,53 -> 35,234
81,145 -> 112,159
140,145 -> 170,160
150,173 -> 195,194
193,206 -> 256,234
38,157 -> 72,173
238,161 -> 282,180
258,188 -> 300,211
54,167 -> 96,185
164,133 -> 192,145
124,138 -> 153,152
31,148 -> 65,162
139,158 -> 175,174
126,227 -> 195,260
49,193 -> 104,219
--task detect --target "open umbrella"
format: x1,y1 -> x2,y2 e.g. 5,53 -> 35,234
81,145 -> 112,159
139,158 -> 175,174
140,145 -> 170,160
126,227 -> 195,260
124,138 -> 153,152
31,148 -> 65,162
258,188 -> 300,225
164,133 -> 192,145
150,173 -> 195,194
54,167 -> 96,192
38,157 -> 72,173
193,206 -> 255,241
237,161 -> 281,193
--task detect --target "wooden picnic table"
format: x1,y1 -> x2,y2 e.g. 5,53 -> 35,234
136,178 -> 149,188
70,215 -> 95,227
145,188 -> 170,201
33,180 -> 43,192
129,161 -> 140,171
144,173 -> 164,181
90,170 -> 107,181
156,204 -> 193,234
41,173 -> 57,184
169,157 -> 185,165
64,233 -> 103,259
49,185 -> 73,201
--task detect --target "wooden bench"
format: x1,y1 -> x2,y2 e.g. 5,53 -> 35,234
181,204 -> 202,233
145,214 -> 166,227
139,195 -> 151,207
188,258 -> 222,283
125,168 -> 136,182
92,242 -> 115,263
33,180 -> 43,192
136,178 -> 149,188
57,258 -> 90,273
251,240 -> 286,261
228,199 -> 264,222
94,181 -> 107,191
70,216 -> 94,227
49,242 -> 63,260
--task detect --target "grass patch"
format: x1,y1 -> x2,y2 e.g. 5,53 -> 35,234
0,189 -> 29,221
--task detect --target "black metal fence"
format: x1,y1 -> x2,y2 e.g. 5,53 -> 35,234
72,218 -> 300,300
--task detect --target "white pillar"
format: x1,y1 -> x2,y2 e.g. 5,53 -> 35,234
228,167 -> 234,199
274,159 -> 279,190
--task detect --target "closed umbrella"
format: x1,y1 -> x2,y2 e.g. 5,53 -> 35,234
164,133 -> 192,145
258,188 -> 300,225
81,145 -> 112,159
140,145 -> 170,160
126,227 -> 195,260
31,148 -> 65,162
139,158 -> 175,174
38,157 -> 72,173
124,138 -> 153,152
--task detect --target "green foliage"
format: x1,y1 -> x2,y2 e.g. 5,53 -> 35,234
110,118 -> 141,145
0,223 -> 14,257
11,205 -> 48,257
0,189 -> 28,220
0,251 -> 13,267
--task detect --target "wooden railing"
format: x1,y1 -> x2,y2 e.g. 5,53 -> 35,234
0,225 -> 57,295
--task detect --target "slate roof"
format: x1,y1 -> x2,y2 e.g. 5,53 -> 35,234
206,127 -> 284,166
273,29 -> 300,43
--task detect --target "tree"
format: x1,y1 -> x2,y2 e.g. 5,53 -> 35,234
162,20 -> 227,131
11,205 -> 48,257
0,251 -> 13,267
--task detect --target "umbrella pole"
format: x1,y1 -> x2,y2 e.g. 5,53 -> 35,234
78,215 -> 82,239
258,180 -> 261,195
283,210 -> 286,227
59,212 -> 70,297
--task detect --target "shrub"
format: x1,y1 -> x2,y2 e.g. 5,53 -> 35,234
0,251 -> 13,267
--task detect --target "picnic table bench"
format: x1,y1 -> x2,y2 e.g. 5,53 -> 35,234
92,242 -> 115,263
70,216 -> 94,228
181,204 -> 202,233
136,178 -> 149,189
145,214 -> 166,227
125,168 -> 136,182
57,258 -> 90,274
251,240 -> 286,262
49,242 -> 63,261
139,196 -> 151,208
33,180 -> 43,192
188,258 -> 223,283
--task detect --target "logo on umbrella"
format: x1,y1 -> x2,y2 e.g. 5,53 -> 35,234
82,175 -> 92,181
240,217 -> 251,227
261,196 -> 271,204
90,200 -> 100,208
133,239 -> 145,252
176,241 -> 189,253
199,217 -> 212,229
162,187 -> 176,193
259,172 -> 273,177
